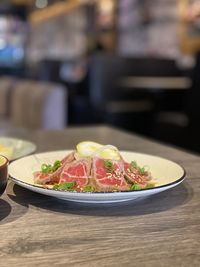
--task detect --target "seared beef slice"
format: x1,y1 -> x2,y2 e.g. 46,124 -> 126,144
59,158 -> 91,190
92,157 -> 129,191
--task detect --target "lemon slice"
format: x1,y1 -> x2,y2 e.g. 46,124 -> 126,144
0,144 -> 13,160
94,145 -> 121,160
76,141 -> 103,157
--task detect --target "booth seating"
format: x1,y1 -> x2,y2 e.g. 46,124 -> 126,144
88,54 -> 159,135
152,51 -> 200,153
0,77 -> 67,131
0,76 -> 15,117
0,76 -> 16,131
88,53 -> 189,136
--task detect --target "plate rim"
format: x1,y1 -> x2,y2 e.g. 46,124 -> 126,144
8,149 -> 186,196
0,136 -> 36,161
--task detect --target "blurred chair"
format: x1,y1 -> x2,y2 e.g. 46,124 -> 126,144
11,80 -> 67,129
88,54 -> 183,134
0,76 -> 16,131
152,51 -> 200,153
31,59 -> 62,82
0,78 -> 67,131
0,76 -> 15,118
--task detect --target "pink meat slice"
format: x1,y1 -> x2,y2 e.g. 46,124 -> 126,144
59,159 -> 91,190
123,162 -> 150,188
34,152 -> 75,185
92,158 -> 129,191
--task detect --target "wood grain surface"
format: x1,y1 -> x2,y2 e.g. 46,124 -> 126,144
0,126 -> 200,267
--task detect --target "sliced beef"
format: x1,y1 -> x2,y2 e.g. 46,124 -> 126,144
33,172 -> 57,185
60,152 -> 75,164
92,157 -> 129,192
59,158 -> 91,190
34,152 -> 75,185
123,162 -> 151,188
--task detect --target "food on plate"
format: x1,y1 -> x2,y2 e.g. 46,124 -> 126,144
33,141 -> 155,192
76,141 -> 102,157
92,157 -> 129,191
76,141 -> 120,160
0,144 -> 13,160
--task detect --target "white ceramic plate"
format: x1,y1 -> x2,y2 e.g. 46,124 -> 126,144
0,137 -> 36,161
8,150 -> 186,203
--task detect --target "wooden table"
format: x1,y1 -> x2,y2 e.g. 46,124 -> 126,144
0,126 -> 200,267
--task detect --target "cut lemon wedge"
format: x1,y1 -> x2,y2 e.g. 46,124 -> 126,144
0,144 -> 13,160
76,141 -> 121,160
76,141 -> 103,157
94,145 -> 121,160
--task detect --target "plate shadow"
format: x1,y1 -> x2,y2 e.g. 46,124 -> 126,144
8,181 -> 193,217
4,182 -> 29,224
0,199 -> 12,222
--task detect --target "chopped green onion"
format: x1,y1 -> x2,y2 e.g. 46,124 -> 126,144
53,181 -> 76,191
130,184 -> 141,190
41,164 -> 52,174
51,160 -> 61,172
82,185 -> 94,192
130,161 -> 147,175
130,161 -> 137,169
145,183 -> 154,189
41,160 -> 62,174
139,167 -> 145,175
104,160 -> 113,173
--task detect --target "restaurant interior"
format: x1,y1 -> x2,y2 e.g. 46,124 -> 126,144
0,0 -> 200,154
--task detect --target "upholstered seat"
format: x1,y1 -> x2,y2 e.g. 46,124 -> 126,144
0,78 -> 67,131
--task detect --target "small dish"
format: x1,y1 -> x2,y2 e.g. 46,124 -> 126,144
0,137 -> 36,161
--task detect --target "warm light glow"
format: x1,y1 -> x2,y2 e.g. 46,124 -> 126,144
98,0 -> 114,13
30,0 -> 83,24
35,0 -> 48,9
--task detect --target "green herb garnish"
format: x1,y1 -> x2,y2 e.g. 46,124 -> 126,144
41,164 -> 52,174
51,160 -> 62,172
82,185 -> 94,192
53,181 -> 76,191
145,183 -> 154,189
130,161 -> 147,175
41,160 -> 62,174
130,184 -> 141,190
139,167 -> 145,175
104,160 -> 113,173
130,161 -> 137,170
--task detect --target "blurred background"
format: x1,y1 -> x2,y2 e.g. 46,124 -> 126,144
0,0 -> 200,154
